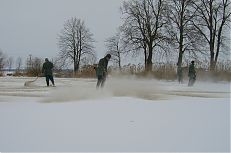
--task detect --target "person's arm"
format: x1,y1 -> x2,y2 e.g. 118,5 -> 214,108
103,59 -> 109,73
51,62 -> 54,68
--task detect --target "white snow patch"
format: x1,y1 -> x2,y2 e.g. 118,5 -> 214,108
0,77 -> 230,152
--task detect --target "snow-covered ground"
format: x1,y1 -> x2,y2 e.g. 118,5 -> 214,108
0,76 -> 230,152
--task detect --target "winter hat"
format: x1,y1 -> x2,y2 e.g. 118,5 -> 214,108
106,54 -> 111,59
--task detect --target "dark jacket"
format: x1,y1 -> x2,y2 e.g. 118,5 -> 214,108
96,57 -> 109,76
188,63 -> 196,78
42,61 -> 54,76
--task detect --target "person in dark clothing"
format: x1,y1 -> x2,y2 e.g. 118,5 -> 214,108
188,61 -> 196,87
96,54 -> 111,88
42,58 -> 55,87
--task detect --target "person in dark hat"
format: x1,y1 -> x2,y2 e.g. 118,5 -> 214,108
96,54 -> 111,88
42,58 -> 55,87
188,61 -> 196,86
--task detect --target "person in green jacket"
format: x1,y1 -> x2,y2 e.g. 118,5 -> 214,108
188,61 -> 196,86
96,54 -> 111,88
42,58 -> 55,87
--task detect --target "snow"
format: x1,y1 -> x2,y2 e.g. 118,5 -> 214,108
0,76 -> 230,152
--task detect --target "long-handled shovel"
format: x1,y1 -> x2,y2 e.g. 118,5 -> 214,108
24,77 -> 39,87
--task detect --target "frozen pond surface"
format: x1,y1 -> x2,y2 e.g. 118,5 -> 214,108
0,76 -> 230,152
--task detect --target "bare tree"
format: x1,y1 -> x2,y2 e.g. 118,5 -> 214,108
121,0 -> 167,71
165,0 -> 203,68
105,29 -> 126,70
81,55 -> 97,66
26,55 -> 42,76
16,57 -> 22,71
7,57 -> 14,71
192,0 -> 231,70
0,49 -> 6,71
58,17 -> 95,73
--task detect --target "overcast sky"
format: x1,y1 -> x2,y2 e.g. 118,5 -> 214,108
0,0 -> 124,65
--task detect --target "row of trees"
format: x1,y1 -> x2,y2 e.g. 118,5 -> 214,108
57,0 -> 230,73
0,49 -> 23,72
112,0 -> 231,71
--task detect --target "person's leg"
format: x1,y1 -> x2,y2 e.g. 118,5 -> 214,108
49,75 -> 55,86
180,75 -> 183,83
96,75 -> 103,88
192,78 -> 196,86
178,75 -> 181,83
45,75 -> 49,86
188,77 -> 193,86
101,75 -> 106,88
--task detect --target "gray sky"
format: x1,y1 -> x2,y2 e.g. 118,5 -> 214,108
0,0 -> 124,66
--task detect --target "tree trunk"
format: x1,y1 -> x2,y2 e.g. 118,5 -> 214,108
209,32 -> 216,71
177,50 -> 183,68
73,46 -> 78,72
210,51 -> 216,71
177,29 -> 184,68
118,53 -> 122,71
144,44 -> 147,71
177,1 -> 184,69
74,62 -> 78,72
146,44 -> 153,72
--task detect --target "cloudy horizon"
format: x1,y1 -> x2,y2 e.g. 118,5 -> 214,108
0,0 -> 124,67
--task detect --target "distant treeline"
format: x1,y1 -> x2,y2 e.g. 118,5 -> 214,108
2,62 -> 230,82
